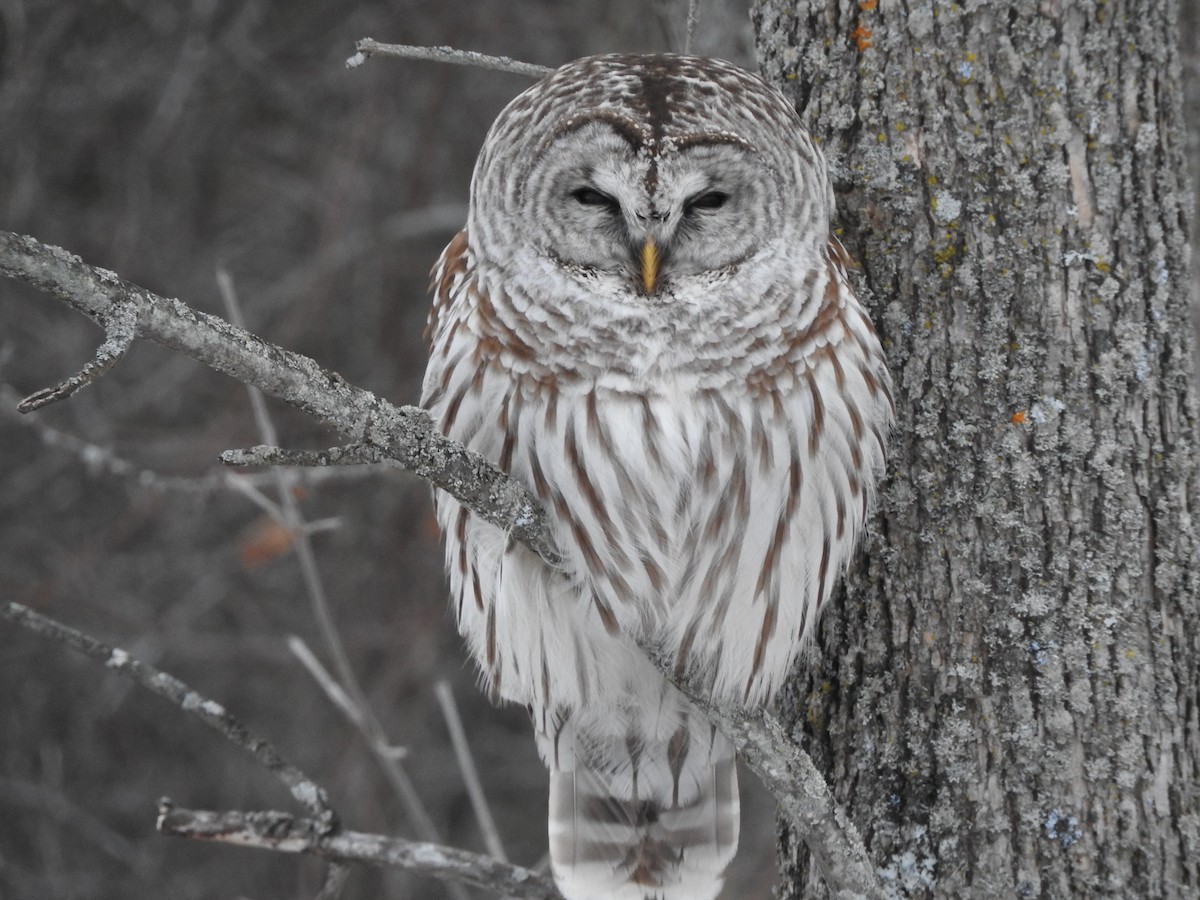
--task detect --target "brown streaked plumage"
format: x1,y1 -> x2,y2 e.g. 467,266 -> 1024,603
421,53 -> 892,900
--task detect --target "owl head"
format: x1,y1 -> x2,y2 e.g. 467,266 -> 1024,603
468,54 -> 834,309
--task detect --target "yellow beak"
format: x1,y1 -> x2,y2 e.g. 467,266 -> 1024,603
641,238 -> 659,294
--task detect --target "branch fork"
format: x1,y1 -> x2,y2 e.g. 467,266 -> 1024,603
17,285 -> 138,412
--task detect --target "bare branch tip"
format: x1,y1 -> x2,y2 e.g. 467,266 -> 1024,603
16,306 -> 138,412
221,444 -> 386,468
346,38 -> 552,79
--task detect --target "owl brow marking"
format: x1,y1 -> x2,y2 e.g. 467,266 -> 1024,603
669,132 -> 756,153
544,111 -> 650,155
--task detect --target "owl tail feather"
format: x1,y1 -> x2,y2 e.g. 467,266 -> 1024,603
545,712 -> 739,900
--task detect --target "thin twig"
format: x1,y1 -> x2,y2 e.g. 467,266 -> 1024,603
259,203 -> 466,310
684,0 -> 701,55
288,636 -> 365,731
17,301 -> 137,412
434,681 -> 507,863
348,40 -> 552,79
223,443 -> 390,468
0,386 -> 385,493
288,636 -> 407,759
157,804 -> 562,899
0,230 -> 883,898
0,602 -> 337,827
223,472 -> 291,523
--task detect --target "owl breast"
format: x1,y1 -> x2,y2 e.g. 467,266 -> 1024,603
422,233 -> 891,712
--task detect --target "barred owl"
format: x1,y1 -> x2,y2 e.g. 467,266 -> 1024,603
422,54 -> 891,900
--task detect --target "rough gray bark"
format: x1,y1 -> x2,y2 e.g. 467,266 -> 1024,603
753,1 -> 1199,897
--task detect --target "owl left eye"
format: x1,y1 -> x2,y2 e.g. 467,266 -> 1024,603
686,191 -> 729,212
571,187 -> 619,210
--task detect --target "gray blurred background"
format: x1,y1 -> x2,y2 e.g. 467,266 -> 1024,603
0,2 -> 778,899
4,2 -> 1199,899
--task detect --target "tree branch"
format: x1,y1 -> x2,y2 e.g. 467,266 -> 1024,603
157,803 -> 561,899
0,602 -> 337,824
0,230 -> 560,569
1,600 -> 560,898
0,229 -> 881,898
347,39 -> 552,79
16,299 -> 137,411
0,601 -> 353,897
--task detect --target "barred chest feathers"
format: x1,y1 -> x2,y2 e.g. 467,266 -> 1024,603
423,232 -> 890,715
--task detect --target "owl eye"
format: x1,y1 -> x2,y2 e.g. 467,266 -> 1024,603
686,191 -> 729,211
571,187 -> 619,210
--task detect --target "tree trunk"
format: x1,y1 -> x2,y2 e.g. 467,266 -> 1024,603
752,1 -> 1199,896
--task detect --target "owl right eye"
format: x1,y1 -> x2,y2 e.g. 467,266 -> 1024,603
571,187 -> 619,210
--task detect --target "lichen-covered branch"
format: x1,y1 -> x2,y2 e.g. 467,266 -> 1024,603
347,39 -> 552,79
0,229 -> 881,898
0,602 -> 337,824
157,803 -> 562,899
2,601 -> 558,898
0,230 -> 559,569
0,601 -> 353,896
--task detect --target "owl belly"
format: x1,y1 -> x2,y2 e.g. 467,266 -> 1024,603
509,377 -> 846,710
430,340 -> 867,714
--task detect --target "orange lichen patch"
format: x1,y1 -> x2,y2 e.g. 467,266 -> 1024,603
859,0 -> 878,9
1011,410 -> 1027,425
851,23 -> 873,50
239,518 -> 294,568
